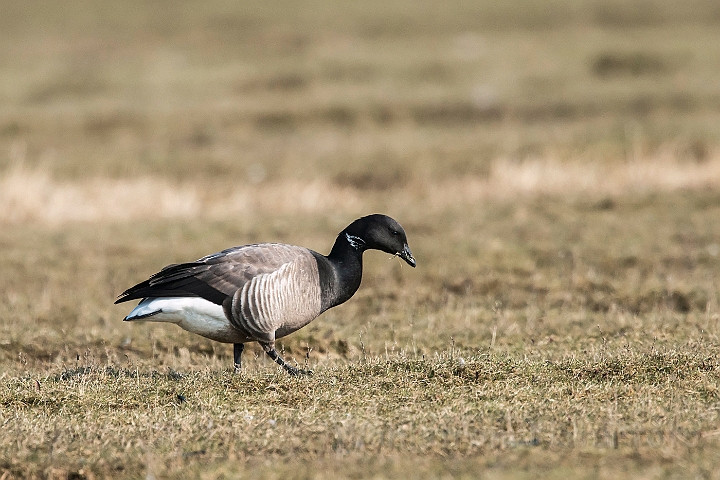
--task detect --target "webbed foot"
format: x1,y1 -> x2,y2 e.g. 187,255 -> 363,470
261,342 -> 312,376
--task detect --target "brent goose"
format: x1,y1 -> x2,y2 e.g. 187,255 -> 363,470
115,214 -> 416,375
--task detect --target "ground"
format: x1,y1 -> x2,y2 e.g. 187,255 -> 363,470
1,0 -> 720,478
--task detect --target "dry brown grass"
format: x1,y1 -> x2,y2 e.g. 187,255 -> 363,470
3,147 -> 720,225
3,0 -> 720,478
3,184 -> 720,478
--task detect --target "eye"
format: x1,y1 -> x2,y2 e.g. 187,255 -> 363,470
390,230 -> 400,236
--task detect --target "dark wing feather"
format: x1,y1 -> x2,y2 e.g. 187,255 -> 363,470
115,244 -> 306,305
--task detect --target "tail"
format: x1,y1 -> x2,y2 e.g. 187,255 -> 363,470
123,298 -> 163,321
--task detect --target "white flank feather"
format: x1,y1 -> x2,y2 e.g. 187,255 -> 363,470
125,297 -> 232,340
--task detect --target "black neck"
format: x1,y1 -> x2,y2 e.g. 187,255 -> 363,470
314,232 -> 365,312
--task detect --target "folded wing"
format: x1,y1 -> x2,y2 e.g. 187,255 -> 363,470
114,244 -> 311,306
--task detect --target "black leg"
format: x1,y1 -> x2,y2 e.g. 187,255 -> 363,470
233,343 -> 244,374
261,342 -> 312,376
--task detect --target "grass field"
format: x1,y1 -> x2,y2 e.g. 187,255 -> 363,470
2,0 -> 720,478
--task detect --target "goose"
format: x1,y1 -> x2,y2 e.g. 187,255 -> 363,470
115,214 -> 416,375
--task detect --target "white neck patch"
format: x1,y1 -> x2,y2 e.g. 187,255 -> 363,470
345,233 -> 365,250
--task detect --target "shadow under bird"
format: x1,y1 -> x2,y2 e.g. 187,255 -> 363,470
115,214 -> 416,375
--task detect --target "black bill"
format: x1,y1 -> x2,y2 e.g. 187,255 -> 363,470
398,244 -> 417,267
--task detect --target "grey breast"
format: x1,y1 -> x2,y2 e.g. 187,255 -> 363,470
212,244 -> 323,343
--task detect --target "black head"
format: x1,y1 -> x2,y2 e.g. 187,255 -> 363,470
343,214 -> 416,267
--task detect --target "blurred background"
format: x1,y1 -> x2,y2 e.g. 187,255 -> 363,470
2,0 -> 719,194
2,0 -> 720,362
4,3 -> 720,476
